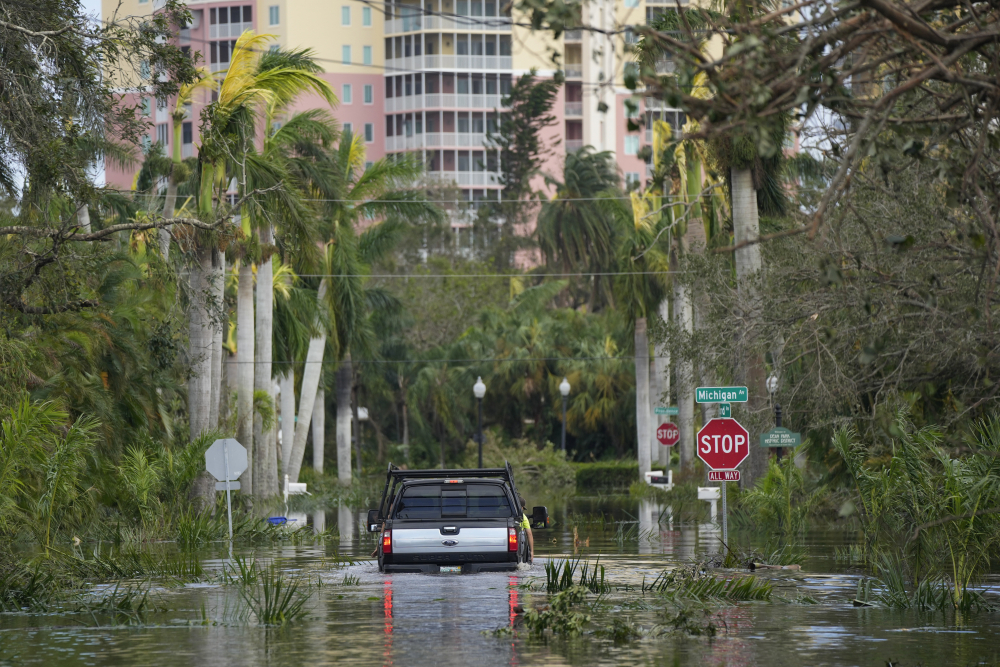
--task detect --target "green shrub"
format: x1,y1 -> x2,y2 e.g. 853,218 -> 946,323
574,461 -> 637,493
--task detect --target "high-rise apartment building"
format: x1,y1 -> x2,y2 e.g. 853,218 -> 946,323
103,0 -> 688,212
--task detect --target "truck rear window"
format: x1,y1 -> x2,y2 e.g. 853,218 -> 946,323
393,484 -> 514,520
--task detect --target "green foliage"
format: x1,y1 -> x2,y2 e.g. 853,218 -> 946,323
834,414 -> 1000,610
237,561 -> 312,626
0,563 -> 55,612
522,586 -> 591,638
575,461 -> 638,492
740,446 -> 825,532
596,616 -> 642,643
647,569 -> 773,602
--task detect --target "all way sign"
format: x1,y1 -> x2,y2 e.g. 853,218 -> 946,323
696,386 -> 748,403
708,470 -> 740,482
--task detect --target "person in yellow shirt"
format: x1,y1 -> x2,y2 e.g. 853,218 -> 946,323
517,494 -> 533,559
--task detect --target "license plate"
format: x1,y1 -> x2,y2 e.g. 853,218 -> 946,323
440,566 -> 461,573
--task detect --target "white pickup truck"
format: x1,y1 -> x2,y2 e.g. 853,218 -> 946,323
367,463 -> 548,574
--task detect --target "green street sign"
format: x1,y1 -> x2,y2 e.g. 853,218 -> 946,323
654,406 -> 679,416
696,386 -> 748,403
760,427 -> 802,448
718,403 -> 731,418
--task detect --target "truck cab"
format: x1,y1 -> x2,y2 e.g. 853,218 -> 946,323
367,463 -> 548,574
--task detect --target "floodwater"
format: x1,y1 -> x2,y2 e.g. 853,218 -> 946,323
2,497 -> 1000,666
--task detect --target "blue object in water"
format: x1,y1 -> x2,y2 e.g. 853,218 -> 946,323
267,517 -> 287,526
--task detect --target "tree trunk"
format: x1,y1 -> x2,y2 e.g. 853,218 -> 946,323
236,261 -> 255,495
188,245 -> 216,506
286,280 -> 328,484
336,354 -> 353,484
160,184 -> 175,258
352,380 -> 362,478
732,167 -> 767,488
654,297 -> 671,468
254,229 -> 275,497
77,205 -> 91,233
280,370 -> 295,474
675,278 -> 695,474
208,249 -> 225,430
634,317 -> 652,475
312,387 -> 325,474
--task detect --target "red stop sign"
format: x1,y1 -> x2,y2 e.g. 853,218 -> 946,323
656,422 -> 679,447
696,418 -> 750,470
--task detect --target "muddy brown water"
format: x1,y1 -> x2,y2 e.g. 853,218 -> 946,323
2,497 -> 999,666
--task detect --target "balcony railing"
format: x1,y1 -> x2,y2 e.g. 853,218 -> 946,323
565,101 -> 583,116
209,20 -> 252,39
566,139 -> 584,152
425,171 -> 501,187
385,93 -> 503,113
386,55 -> 514,72
385,15 -> 513,34
385,132 -> 496,151
564,64 -> 583,78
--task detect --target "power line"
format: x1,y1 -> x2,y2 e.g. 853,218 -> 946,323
231,355 -> 671,364
294,271 -> 683,278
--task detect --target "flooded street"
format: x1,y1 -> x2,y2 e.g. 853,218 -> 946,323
2,497 -> 999,666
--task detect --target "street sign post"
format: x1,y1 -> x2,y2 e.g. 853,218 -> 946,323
654,406 -> 679,416
718,403 -> 731,418
760,427 -> 802,448
656,422 -> 680,447
696,418 -> 750,546
205,438 -> 247,543
696,386 -> 748,403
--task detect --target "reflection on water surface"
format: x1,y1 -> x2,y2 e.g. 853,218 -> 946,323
2,497 -> 999,667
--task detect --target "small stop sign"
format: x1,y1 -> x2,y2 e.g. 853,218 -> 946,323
656,422 -> 679,447
696,418 -> 750,470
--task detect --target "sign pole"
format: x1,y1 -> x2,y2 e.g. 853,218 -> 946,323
721,480 -> 728,547
223,439 -> 234,545
775,404 -> 783,461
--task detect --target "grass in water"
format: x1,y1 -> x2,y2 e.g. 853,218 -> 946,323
237,561 -> 312,625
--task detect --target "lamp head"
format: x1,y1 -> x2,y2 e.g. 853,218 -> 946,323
766,374 -> 778,395
473,376 -> 486,399
559,377 -> 571,397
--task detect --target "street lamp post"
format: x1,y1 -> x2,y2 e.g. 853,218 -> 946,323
766,374 -> 781,460
559,377 -> 570,454
473,377 -> 486,468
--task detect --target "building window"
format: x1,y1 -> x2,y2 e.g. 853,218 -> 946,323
141,97 -> 151,116
269,5 -> 279,25
344,122 -> 353,136
142,135 -> 152,151
363,46 -> 372,65
364,84 -> 373,104
362,6 -> 372,25
365,161 -> 374,170
343,84 -> 352,103
342,45 -> 351,64
182,121 -> 193,144
625,172 -> 640,187
624,135 -> 639,155
624,100 -> 640,119
625,0 -> 639,7
364,123 -> 374,142
157,123 -> 169,146
342,6 -> 351,25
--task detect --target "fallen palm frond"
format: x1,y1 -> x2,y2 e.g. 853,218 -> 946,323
644,568 -> 772,602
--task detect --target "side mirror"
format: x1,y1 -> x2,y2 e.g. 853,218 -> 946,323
367,509 -> 381,533
530,506 -> 549,529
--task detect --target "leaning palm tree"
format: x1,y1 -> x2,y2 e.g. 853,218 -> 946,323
284,133 -> 440,484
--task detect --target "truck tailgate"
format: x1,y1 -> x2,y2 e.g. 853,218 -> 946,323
392,527 -> 508,554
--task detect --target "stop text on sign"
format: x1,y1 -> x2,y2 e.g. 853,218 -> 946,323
708,470 -> 740,482
657,422 -> 679,447
696,418 -> 750,470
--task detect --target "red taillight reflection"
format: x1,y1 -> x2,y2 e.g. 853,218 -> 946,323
383,529 -> 392,553
508,527 -> 518,552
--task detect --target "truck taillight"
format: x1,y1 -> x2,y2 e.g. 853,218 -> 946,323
508,527 -> 518,552
382,529 -> 392,554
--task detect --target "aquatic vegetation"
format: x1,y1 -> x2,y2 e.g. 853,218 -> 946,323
834,414 -> 1000,610
522,586 -> 591,638
237,562 -> 312,626
81,582 -> 159,625
545,557 -> 611,594
0,563 -> 55,612
644,568 -> 772,602
660,602 -> 718,636
595,616 -> 642,643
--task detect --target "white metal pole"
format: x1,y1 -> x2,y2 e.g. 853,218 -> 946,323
721,481 -> 728,548
224,440 -> 234,543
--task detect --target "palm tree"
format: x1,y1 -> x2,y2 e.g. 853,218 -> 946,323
536,148 -> 620,310
284,134 -> 439,484
190,33 -> 335,497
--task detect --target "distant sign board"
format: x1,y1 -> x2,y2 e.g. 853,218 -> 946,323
708,470 -> 740,482
656,422 -> 680,447
654,406 -> 679,416
696,387 -> 748,403
718,403 -> 731,418
760,427 -> 802,448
